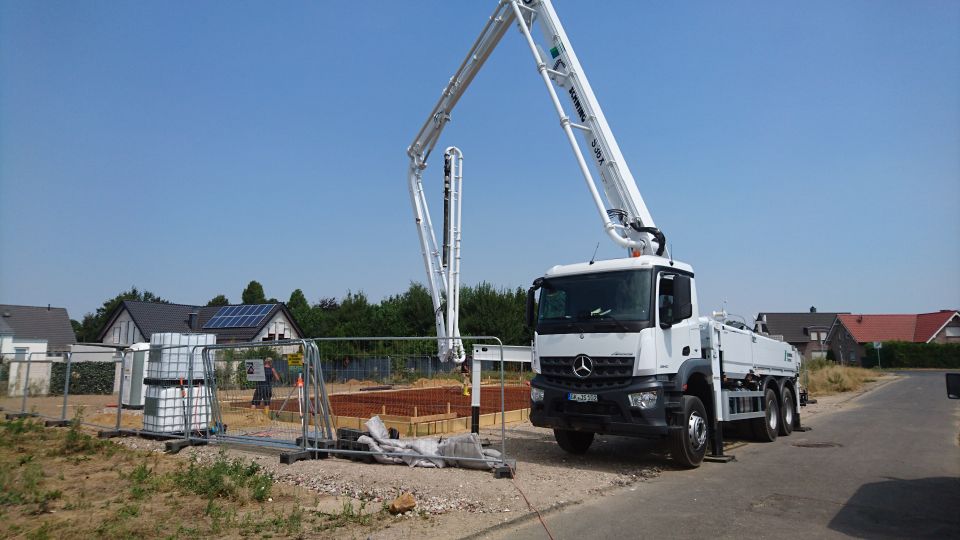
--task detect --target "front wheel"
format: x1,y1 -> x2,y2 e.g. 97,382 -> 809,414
779,386 -> 795,436
553,429 -> 594,454
669,395 -> 708,468
751,387 -> 779,442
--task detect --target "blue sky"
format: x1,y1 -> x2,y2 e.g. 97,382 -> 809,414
1,0 -> 957,324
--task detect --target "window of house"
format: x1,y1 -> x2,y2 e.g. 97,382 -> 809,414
811,351 -> 827,360
14,347 -> 27,361
113,326 -> 121,344
945,326 -> 960,337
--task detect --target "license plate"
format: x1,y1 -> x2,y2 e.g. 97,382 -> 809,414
567,393 -> 598,403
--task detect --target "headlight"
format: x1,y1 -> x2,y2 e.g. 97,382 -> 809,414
628,391 -> 658,409
531,387 -> 545,402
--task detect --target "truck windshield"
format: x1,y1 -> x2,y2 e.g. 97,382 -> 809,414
537,269 -> 652,332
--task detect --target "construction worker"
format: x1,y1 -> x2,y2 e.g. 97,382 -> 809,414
460,357 -> 471,397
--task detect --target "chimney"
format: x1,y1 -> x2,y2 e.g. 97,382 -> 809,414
188,312 -> 199,331
857,314 -> 863,323
809,306 -> 817,313
47,304 -> 51,311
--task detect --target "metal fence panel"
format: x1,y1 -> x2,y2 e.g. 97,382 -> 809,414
307,336 -> 516,473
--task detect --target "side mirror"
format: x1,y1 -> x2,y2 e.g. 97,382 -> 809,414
526,278 -> 543,328
947,373 -> 960,399
674,275 -> 693,321
658,306 -> 674,329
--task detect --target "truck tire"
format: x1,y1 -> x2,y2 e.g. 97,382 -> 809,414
751,387 -> 779,442
553,429 -> 594,454
778,386 -> 794,436
669,395 -> 708,468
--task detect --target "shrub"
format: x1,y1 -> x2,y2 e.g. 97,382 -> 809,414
49,361 -> 115,395
863,342 -> 960,369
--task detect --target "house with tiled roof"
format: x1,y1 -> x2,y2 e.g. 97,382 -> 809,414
97,301 -> 304,346
0,304 -> 77,396
826,310 -> 960,365
754,308 -> 847,360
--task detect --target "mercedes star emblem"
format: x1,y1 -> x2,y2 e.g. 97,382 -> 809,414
572,355 -> 593,378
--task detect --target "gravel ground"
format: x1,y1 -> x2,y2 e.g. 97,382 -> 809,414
110,375 -> 898,538
114,422 -> 666,537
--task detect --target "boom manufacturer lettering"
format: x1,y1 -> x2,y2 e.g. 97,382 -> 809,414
569,87 -> 587,122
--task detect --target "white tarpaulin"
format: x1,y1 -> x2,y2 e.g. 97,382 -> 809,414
356,416 -> 501,469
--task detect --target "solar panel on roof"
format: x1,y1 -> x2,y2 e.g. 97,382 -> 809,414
202,304 -> 276,329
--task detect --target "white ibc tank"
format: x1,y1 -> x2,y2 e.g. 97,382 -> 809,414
142,383 -> 211,433
121,342 -> 151,409
147,333 -> 216,381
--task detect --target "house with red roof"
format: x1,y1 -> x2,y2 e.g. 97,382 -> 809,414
826,310 -> 960,365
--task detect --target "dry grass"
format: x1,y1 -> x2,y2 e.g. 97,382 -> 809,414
805,364 -> 877,396
0,414 -> 386,539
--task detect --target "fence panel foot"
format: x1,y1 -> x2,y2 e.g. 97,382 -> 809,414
44,419 -> 71,427
165,438 -> 209,454
493,459 -> 516,479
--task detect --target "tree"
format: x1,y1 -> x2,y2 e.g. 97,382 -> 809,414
206,294 -> 230,307
241,281 -> 267,304
300,297 -> 340,338
75,286 -> 168,342
287,289 -> 310,331
459,282 -> 530,345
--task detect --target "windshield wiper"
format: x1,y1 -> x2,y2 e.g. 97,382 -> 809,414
579,310 -> 629,332
597,313 -> 629,332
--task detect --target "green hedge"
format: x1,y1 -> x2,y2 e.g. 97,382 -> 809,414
50,362 -> 116,395
863,341 -> 960,369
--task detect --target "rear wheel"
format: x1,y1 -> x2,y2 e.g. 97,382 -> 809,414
553,429 -> 594,454
779,386 -> 795,436
751,387 -> 779,442
669,395 -> 708,468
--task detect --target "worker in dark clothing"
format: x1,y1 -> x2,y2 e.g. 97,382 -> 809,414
251,357 -> 282,411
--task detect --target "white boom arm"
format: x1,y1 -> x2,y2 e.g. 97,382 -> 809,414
407,0 -> 666,361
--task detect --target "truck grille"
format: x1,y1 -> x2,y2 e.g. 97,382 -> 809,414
539,356 -> 634,390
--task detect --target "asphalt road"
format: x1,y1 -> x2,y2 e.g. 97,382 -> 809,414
491,371 -> 960,539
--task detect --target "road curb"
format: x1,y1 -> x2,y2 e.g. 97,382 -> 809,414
458,498 -> 581,539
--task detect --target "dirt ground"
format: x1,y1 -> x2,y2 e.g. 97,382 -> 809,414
4,374 -> 898,538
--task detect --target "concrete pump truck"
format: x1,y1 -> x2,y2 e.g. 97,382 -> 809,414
407,0 -> 803,467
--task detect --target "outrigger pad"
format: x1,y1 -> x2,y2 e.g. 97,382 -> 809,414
704,455 -> 736,463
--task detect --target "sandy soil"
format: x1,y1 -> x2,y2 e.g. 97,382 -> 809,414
12,375 -> 899,538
